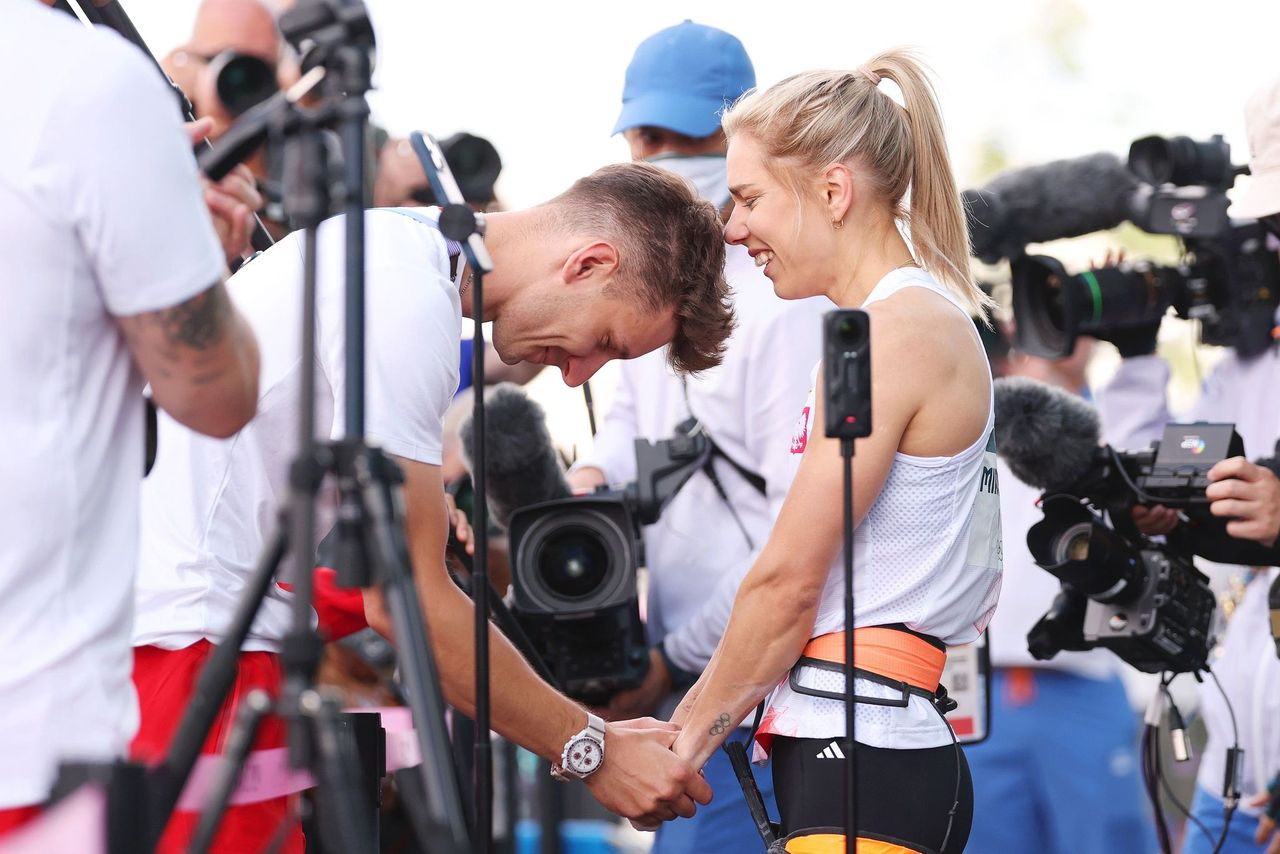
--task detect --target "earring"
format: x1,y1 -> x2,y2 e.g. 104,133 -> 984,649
832,219 -> 844,229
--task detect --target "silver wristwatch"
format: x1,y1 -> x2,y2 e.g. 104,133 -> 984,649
551,712 -> 606,781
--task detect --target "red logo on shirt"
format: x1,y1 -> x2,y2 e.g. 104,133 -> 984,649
790,406 -> 811,454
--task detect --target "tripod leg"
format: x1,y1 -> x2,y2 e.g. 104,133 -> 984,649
354,448 -> 470,853
305,692 -> 375,854
152,521 -> 289,841
188,690 -> 273,854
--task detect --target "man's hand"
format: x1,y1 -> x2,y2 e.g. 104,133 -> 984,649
1132,504 -> 1180,536
185,118 -> 263,266
600,648 -> 672,721
583,722 -> 711,828
1207,457 -> 1280,546
1246,787 -> 1280,854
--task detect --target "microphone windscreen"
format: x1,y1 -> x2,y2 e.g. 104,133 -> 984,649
460,383 -> 571,528
993,377 -> 1101,492
971,153 -> 1140,258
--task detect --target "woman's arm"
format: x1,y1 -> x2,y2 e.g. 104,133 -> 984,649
668,309 -> 924,771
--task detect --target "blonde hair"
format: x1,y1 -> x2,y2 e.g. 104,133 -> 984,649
722,49 -> 993,316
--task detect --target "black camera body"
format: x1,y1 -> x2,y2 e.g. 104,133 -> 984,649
1025,423 -> 1245,673
507,495 -> 648,706
506,427 -> 717,705
1002,133 -> 1280,359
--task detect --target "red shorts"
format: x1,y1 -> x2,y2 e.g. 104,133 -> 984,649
130,642 -> 304,854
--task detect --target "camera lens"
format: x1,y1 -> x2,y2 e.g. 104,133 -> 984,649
210,52 -> 278,118
536,527 -> 609,599
1053,522 -> 1093,564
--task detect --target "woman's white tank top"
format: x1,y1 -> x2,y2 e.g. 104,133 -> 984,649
756,267 -> 1003,757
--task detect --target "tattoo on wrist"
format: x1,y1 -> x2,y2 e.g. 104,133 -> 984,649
708,713 -> 731,736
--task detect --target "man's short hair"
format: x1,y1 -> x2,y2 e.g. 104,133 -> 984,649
554,162 -> 733,374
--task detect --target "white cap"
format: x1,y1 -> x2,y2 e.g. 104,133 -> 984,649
1230,76 -> 1280,219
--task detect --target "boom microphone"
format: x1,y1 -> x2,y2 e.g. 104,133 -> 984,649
965,153 -> 1141,263
992,376 -> 1102,492
460,383 -> 571,529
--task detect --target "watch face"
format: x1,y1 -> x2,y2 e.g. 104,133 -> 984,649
566,736 -> 603,775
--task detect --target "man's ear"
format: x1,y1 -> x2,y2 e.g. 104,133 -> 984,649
560,241 -> 620,287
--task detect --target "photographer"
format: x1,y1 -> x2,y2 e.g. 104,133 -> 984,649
0,0 -> 261,835
567,22 -> 828,853
1095,76 -> 1280,854
130,164 -> 731,851
966,332 -> 1154,853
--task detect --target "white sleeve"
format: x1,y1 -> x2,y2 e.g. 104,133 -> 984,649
570,362 -> 640,484
1094,355 -> 1173,451
327,218 -> 459,465
659,301 -> 823,673
49,35 -> 224,316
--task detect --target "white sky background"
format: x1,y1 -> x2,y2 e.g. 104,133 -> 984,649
123,0 -> 1280,457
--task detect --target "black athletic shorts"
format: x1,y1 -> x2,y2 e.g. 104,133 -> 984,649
771,736 -> 973,854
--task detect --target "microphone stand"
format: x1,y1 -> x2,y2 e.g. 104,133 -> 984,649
408,129 -> 498,854
841,438 -> 858,850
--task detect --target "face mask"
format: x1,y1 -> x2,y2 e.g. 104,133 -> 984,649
647,154 -> 730,210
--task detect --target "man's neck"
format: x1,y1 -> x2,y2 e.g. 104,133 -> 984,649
459,209 -> 531,322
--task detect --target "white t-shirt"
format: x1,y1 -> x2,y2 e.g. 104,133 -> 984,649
571,244 -> 830,716
134,210 -> 461,652
0,1 -> 224,808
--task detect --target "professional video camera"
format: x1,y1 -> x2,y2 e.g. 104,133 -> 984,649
992,377 -> 1280,674
965,135 -> 1280,359
461,385 -> 719,705
506,423 -> 717,705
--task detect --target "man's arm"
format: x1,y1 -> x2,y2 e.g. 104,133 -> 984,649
116,281 -> 259,438
375,456 -> 711,822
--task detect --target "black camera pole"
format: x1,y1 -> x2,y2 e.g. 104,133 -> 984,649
55,0 -> 274,254
409,130 -> 498,854
822,308 -> 873,850
840,437 -> 858,849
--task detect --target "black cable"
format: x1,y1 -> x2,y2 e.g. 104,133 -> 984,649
1207,667 -> 1240,854
1156,683 -> 1215,850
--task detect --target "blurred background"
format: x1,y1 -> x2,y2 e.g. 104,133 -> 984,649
124,0 -> 1280,457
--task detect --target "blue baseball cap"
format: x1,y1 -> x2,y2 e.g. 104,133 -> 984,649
612,21 -> 756,138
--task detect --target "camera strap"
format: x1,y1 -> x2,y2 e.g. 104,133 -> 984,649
678,378 -> 767,550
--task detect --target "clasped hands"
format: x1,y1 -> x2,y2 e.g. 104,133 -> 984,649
582,715 -> 711,832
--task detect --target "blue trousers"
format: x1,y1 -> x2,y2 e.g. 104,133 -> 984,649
1182,787 -> 1266,853
964,668 -> 1155,854
653,729 -> 776,854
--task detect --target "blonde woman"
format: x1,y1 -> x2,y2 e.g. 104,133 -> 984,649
660,53 -> 1003,852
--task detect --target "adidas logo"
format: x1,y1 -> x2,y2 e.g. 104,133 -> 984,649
815,741 -> 846,760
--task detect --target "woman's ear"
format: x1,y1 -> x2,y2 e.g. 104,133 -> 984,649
823,162 -> 855,225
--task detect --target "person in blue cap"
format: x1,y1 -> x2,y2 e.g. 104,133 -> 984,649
570,20 -> 831,854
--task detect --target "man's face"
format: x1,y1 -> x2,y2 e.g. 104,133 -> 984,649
623,126 -> 725,161
492,283 -> 677,388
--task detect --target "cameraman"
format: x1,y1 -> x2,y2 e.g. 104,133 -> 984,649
0,0 -> 261,834
568,22 -> 828,854
968,332 -> 1155,853
1095,76 -> 1280,854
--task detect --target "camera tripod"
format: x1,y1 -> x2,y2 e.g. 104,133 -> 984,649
144,4 -> 469,853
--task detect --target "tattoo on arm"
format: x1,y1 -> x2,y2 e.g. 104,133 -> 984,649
709,713 -> 731,736
154,283 -> 231,350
